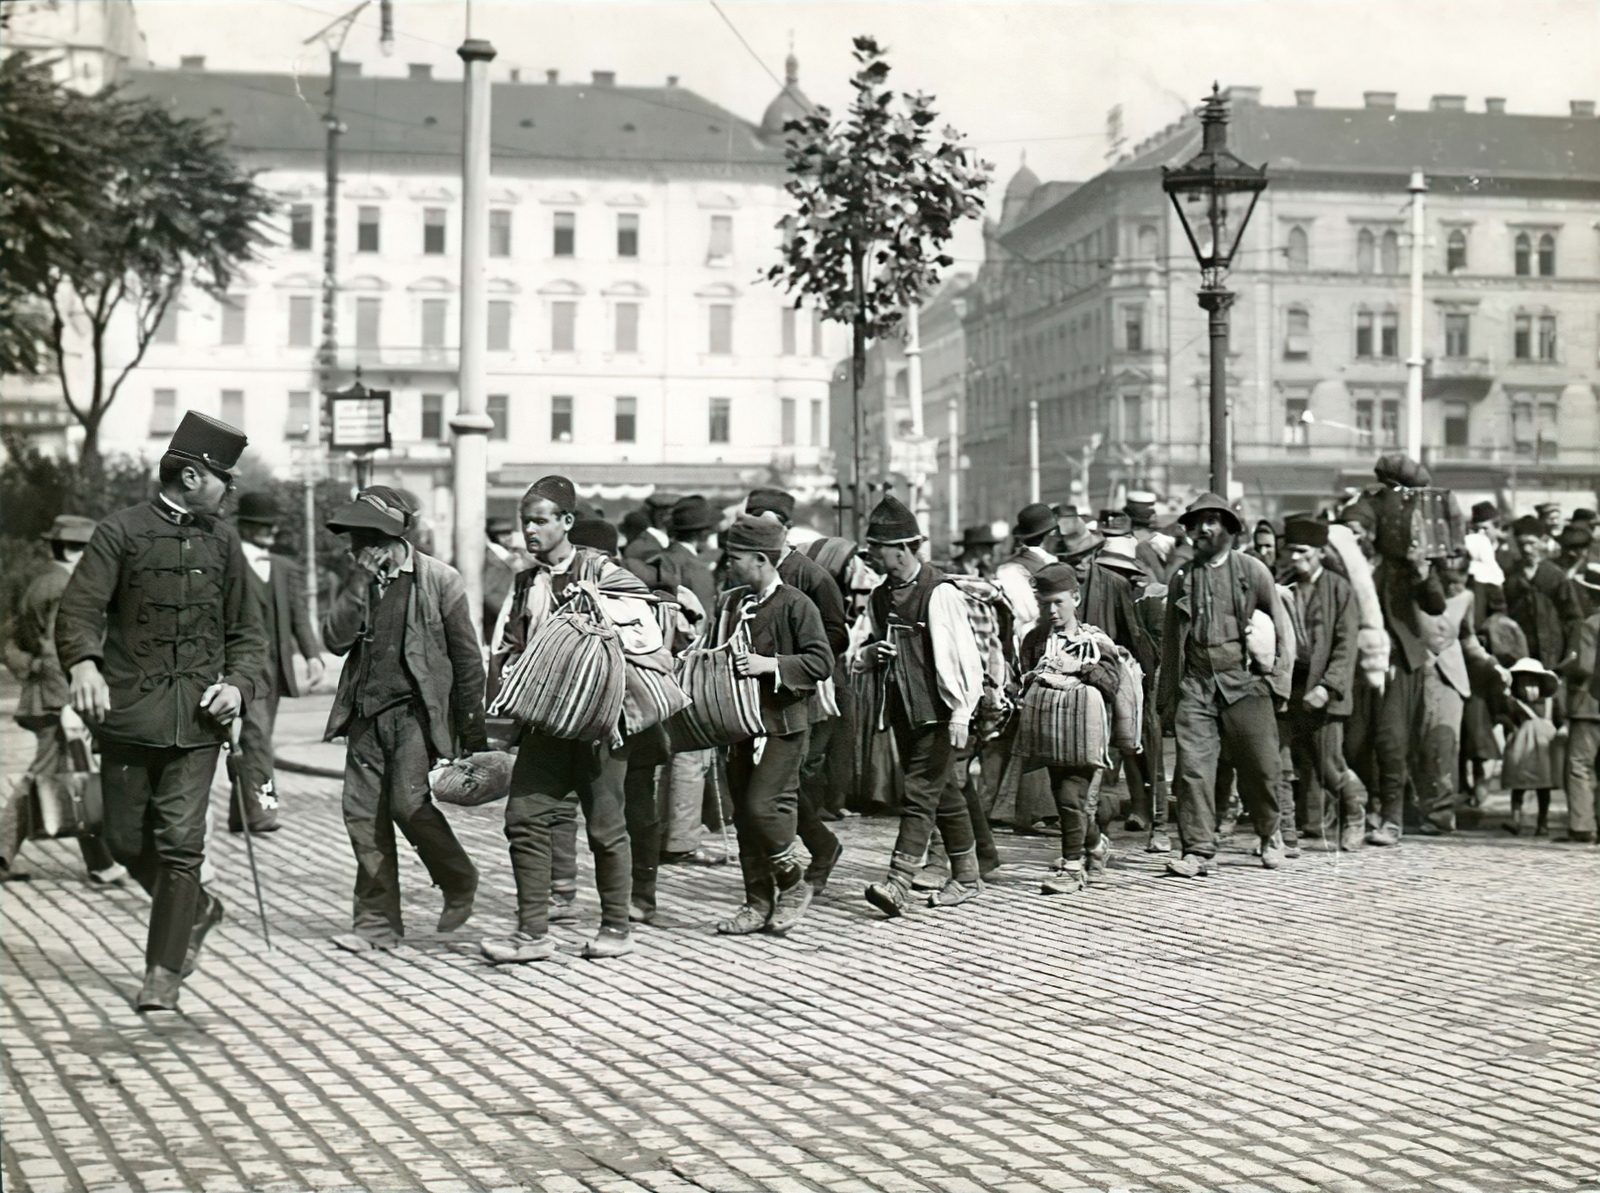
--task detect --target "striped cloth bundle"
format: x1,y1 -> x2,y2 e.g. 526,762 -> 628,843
665,638 -> 764,751
1017,680 -> 1111,770
488,587 -> 625,742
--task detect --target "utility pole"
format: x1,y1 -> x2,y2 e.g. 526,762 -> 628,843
1027,397 -> 1041,503
452,37 -> 497,639
1405,170 -> 1427,462
904,302 -> 929,536
947,393 -> 960,543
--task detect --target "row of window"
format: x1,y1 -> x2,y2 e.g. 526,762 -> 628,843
1281,307 -> 1563,362
149,390 -> 825,450
1280,392 -> 1563,460
289,204 -> 735,263
1281,224 -> 1561,276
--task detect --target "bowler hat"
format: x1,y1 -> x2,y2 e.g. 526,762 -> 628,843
1178,492 -> 1244,537
1013,502 -> 1056,541
570,518 -> 619,554
670,495 -> 720,535
1572,508 -> 1596,525
235,491 -> 281,526
1098,510 -> 1133,536
1559,525 -> 1593,550
722,513 -> 786,554
1056,524 -> 1103,560
1573,561 -> 1600,593
959,524 -> 999,549
1470,501 -> 1500,526
1283,518 -> 1329,549
326,486 -> 414,537
1511,515 -> 1544,539
866,496 -> 922,545
745,487 -> 796,522
1034,563 -> 1080,597
41,514 -> 96,545
165,411 -> 247,479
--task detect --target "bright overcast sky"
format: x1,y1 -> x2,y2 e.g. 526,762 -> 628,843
133,0 -> 1599,267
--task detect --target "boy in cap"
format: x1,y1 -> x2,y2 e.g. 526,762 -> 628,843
322,485 -> 486,954
711,514 -> 835,935
232,490 -> 325,834
1,515 -> 127,886
55,412 -> 269,1011
1155,493 -> 1292,877
855,496 -> 985,916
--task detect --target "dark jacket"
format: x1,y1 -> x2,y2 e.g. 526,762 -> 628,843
322,549 -> 487,759
1505,559 -> 1582,670
248,552 -> 322,698
663,540 -> 718,616
1286,566 -> 1359,717
56,500 -> 269,749
1374,557 -> 1447,672
4,563 -> 72,725
713,581 -> 833,736
778,548 -> 849,658
1080,558 -> 1156,674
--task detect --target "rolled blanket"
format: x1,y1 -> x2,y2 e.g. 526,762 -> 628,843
430,750 -> 516,807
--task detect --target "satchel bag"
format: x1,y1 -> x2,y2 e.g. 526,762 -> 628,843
1017,680 -> 1111,769
28,714 -> 103,840
621,648 -> 693,737
666,625 -> 765,751
1109,648 -> 1145,752
488,583 -> 626,742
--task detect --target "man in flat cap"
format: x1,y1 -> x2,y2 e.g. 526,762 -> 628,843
232,490 -> 325,834
322,485 -> 486,955
1,515 -> 126,886
1280,517 -> 1368,850
995,501 -> 1060,644
711,514 -> 834,936
56,412 -> 269,1011
1156,494 -> 1293,877
855,496 -> 985,916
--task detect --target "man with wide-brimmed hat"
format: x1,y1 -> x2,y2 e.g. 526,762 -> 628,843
855,496 -> 984,916
1561,561 -> 1600,843
950,525 -> 1000,578
995,501 -> 1059,644
1155,493 -> 1293,877
56,412 -> 270,1011
1,515 -> 127,887
321,484 -> 487,956
663,495 -> 720,614
232,490 -> 325,834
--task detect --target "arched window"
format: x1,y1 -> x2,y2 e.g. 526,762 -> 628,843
1380,229 -> 1399,274
1514,232 -> 1531,276
1447,229 -> 1467,272
1356,228 -> 1375,274
1538,233 -> 1556,277
1286,225 -> 1309,271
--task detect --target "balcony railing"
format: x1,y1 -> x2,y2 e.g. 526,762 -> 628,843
337,346 -> 458,372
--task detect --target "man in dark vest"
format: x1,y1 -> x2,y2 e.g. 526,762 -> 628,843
855,496 -> 984,916
232,491 -> 325,833
322,486 -> 486,954
745,486 -> 851,892
1156,493 -> 1292,878
56,412 -> 269,1012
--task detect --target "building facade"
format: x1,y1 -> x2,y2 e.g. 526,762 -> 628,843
960,88 -> 1600,524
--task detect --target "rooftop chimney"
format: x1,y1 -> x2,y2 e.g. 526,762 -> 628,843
1294,89 -> 1316,108
666,75 -> 679,88
407,63 -> 432,80
1573,100 -> 1597,118
1364,91 -> 1397,110
546,69 -> 559,84
179,55 -> 205,71
592,70 -> 615,86
337,60 -> 362,77
1485,97 -> 1506,114
1225,85 -> 1262,105
1430,95 -> 1466,111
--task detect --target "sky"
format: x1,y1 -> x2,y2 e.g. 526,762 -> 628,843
131,0 -> 1600,267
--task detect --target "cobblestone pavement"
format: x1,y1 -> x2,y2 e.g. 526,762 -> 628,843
3,693 -> 1598,1193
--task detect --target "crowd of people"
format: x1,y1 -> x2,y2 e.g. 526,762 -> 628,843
4,410 -> 1597,1011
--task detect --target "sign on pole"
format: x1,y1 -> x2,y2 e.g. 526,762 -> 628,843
328,386 -> 392,451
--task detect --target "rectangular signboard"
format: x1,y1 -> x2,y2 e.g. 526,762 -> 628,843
329,391 -> 391,451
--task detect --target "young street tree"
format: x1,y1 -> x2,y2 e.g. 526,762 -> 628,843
0,51 -> 272,478
766,35 -> 990,538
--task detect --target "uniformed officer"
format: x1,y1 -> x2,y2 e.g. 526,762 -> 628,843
56,412 -> 269,1012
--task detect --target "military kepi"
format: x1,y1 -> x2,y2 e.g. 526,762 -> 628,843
164,411 -> 247,480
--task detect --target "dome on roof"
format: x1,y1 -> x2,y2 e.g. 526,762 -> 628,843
1005,157 -> 1041,199
760,52 -> 812,140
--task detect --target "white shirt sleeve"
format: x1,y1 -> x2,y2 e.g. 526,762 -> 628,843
928,583 -> 983,728
995,561 -> 1039,644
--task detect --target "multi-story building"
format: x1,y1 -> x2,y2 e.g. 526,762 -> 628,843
13,52 -> 840,541
960,88 -> 1600,523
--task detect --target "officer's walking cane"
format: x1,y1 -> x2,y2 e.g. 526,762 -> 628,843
227,718 -> 272,948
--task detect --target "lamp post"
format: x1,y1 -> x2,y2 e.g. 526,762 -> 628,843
1162,85 -> 1268,498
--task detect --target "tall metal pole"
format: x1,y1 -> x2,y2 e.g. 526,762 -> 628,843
1027,397 -> 1041,503
1199,287 -> 1234,497
948,393 -> 960,543
1405,170 -> 1427,462
310,49 -> 342,628
452,38 -> 497,639
904,302 -> 928,535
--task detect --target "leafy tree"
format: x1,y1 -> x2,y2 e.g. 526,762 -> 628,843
0,51 -> 273,483
766,36 -> 990,538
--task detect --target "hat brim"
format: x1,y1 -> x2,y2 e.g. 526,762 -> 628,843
326,502 -> 407,536
42,530 -> 95,544
1575,574 -> 1600,593
1179,507 -> 1243,536
1058,533 -> 1105,560
866,533 -> 924,546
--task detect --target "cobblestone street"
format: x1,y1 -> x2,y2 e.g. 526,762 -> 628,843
3,693 -> 1598,1193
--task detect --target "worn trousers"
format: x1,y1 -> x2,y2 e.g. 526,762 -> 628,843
1566,719 -> 1600,836
662,748 -> 712,853
726,728 -> 808,905
795,714 -> 840,872
1124,688 -> 1168,828
1418,672 -> 1464,824
1373,663 -> 1428,829
0,722 -> 118,875
232,677 -> 281,830
341,704 -> 477,944
1172,680 -> 1282,858
505,729 -> 631,936
888,699 -> 975,874
1046,765 -> 1102,861
100,740 -> 220,972
1285,708 -> 1367,836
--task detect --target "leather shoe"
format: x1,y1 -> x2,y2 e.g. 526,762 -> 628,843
548,894 -> 578,924
182,893 -> 226,978
1365,822 -> 1402,847
581,926 -> 633,959
864,873 -> 913,918
481,932 -> 555,964
437,886 -> 476,933
716,902 -> 772,935
628,899 -> 656,925
1145,832 -> 1172,854
1166,853 -> 1209,878
805,839 -> 844,894
1260,832 -> 1285,869
928,877 -> 981,907
332,933 -> 400,953
767,880 -> 813,934
136,965 -> 183,1012
1564,830 -> 1597,844
1041,860 -> 1086,895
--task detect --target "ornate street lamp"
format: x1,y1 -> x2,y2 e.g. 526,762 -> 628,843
1162,85 -> 1268,498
